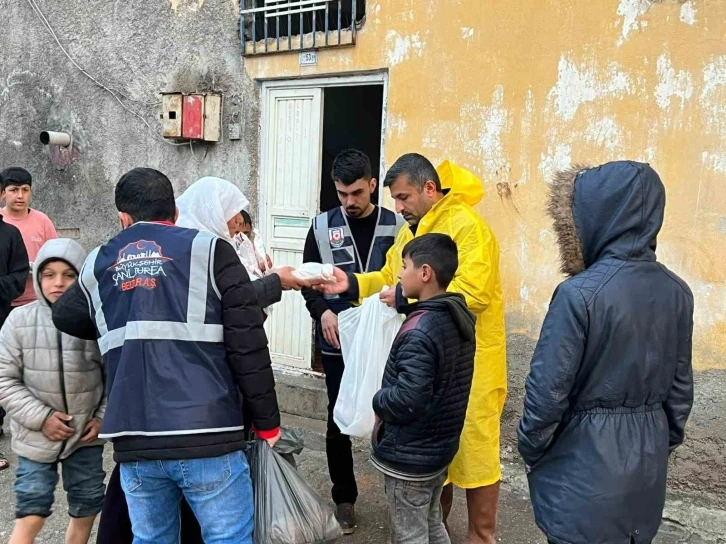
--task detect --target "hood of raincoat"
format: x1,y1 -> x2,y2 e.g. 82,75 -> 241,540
436,160 -> 484,208
549,161 -> 665,277
33,238 -> 87,307
176,177 -> 250,242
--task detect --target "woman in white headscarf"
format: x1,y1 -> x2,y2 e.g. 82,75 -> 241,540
176,177 -> 306,310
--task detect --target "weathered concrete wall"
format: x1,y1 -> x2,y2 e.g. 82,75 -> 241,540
244,0 -> 726,509
0,0 -> 258,251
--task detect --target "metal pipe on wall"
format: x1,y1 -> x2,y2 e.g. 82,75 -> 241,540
39,131 -> 71,147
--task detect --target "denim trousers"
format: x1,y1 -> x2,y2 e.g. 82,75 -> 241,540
120,450 -> 253,544
384,472 -> 450,544
15,445 -> 105,519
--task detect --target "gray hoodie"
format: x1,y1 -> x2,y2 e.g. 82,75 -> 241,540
0,238 -> 106,463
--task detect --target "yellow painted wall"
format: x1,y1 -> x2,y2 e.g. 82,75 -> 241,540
244,0 -> 726,371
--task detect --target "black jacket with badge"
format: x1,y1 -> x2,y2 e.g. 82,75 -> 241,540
372,293 -> 475,476
517,161 -> 694,544
0,215 -> 29,327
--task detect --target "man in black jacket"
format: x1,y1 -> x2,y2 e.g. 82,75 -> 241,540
302,149 -> 404,533
53,168 -> 280,543
518,161 -> 694,544
0,213 -> 29,468
372,234 -> 475,544
0,214 -> 29,328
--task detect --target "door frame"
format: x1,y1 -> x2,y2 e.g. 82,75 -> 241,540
257,70 -> 389,377
257,71 -> 389,375
258,71 -> 389,218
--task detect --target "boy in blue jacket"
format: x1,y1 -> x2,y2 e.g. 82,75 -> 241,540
371,233 -> 476,544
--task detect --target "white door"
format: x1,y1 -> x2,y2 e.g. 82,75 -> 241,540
259,87 -> 323,369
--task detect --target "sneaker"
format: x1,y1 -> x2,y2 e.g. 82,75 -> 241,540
335,503 -> 357,535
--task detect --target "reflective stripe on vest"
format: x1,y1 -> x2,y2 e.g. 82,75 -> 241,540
313,207 -> 402,272
82,230 -> 223,356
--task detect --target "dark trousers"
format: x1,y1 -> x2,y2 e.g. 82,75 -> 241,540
322,353 -> 358,505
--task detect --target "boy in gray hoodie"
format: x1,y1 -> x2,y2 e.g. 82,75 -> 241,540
0,239 -> 106,544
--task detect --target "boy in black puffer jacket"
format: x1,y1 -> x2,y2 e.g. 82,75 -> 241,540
371,233 -> 476,544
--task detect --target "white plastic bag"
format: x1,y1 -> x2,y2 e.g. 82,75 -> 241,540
252,228 -> 269,269
333,292 -> 404,438
233,233 -> 273,316
234,233 -> 265,280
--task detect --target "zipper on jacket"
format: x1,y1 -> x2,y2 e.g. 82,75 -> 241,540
56,330 -> 70,462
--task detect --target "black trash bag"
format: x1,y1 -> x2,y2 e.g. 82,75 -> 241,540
275,429 -> 304,456
274,429 -> 304,469
248,440 -> 343,544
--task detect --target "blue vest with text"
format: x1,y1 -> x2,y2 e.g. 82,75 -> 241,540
79,222 -> 242,439
312,206 -> 405,355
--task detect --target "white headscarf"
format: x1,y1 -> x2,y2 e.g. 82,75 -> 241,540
175,177 -> 250,242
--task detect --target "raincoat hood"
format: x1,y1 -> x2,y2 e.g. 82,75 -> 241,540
176,177 -> 250,242
436,160 -> 484,208
33,238 -> 87,307
549,161 -> 665,277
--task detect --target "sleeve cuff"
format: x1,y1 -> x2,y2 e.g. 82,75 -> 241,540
254,427 -> 281,440
347,273 -> 360,301
395,284 -> 407,313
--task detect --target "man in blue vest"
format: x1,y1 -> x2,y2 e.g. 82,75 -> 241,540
302,149 -> 405,534
52,168 -> 281,544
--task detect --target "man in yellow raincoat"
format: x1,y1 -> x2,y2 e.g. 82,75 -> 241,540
318,153 -> 507,543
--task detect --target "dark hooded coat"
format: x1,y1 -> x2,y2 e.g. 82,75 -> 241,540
517,161 -> 694,544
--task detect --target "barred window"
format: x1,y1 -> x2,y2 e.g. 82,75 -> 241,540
241,0 -> 365,55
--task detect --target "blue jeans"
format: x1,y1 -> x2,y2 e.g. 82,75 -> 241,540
120,451 -> 253,544
384,472 -> 450,544
15,445 -> 105,519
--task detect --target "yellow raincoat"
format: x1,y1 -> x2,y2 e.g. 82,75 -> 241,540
355,161 -> 507,488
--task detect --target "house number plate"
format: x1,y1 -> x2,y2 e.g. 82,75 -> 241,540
300,51 -> 318,66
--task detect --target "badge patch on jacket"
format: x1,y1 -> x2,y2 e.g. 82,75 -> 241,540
108,240 -> 172,292
328,227 -> 345,248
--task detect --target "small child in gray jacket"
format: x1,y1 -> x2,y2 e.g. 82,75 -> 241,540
0,238 -> 106,544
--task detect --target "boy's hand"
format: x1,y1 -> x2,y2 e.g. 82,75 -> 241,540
379,287 -> 397,308
321,310 -> 340,349
80,418 -> 102,443
42,412 -> 74,441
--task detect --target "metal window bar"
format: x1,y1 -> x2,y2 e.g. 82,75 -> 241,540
264,2 -> 268,53
351,0 -> 356,41
251,0 -> 256,54
325,0 -> 329,46
241,0 -> 359,56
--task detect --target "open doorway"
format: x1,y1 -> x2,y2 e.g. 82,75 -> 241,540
258,74 -> 387,374
319,85 -> 384,212
313,84 -> 385,372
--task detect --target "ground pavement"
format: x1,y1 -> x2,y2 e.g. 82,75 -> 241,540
0,420 -> 712,543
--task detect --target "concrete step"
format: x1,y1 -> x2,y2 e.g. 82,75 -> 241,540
275,372 -> 328,422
